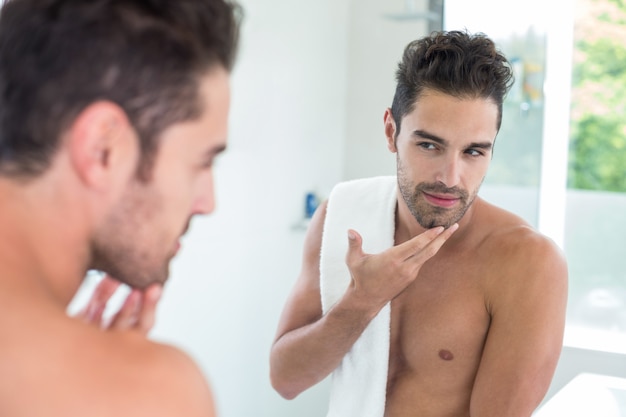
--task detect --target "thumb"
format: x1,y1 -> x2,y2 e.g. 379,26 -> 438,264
345,229 -> 364,264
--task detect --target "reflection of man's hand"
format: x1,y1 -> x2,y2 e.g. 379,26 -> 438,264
75,274 -> 162,336
346,224 -> 458,310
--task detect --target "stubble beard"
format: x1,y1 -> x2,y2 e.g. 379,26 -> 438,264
397,158 -> 480,229
90,183 -> 171,290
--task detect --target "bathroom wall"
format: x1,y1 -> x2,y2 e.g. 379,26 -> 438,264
343,0 -> 431,182
148,0 -> 350,416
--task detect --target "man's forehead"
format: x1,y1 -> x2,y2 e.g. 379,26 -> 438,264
401,95 -> 499,144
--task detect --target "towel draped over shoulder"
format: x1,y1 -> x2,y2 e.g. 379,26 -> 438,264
320,176 -> 398,417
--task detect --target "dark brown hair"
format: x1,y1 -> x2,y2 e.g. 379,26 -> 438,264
391,30 -> 513,138
0,0 -> 241,179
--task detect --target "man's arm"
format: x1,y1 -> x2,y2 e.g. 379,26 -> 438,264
469,229 -> 568,417
270,200 -> 458,399
270,200 -> 373,399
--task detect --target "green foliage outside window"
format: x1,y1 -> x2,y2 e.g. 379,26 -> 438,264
568,0 -> 626,192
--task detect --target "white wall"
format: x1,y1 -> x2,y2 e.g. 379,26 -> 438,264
344,0 -> 431,181
148,1 -> 350,416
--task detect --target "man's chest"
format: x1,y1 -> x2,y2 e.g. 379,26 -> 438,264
388,259 -> 491,380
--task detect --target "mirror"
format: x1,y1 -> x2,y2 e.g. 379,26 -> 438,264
69,0 -> 626,416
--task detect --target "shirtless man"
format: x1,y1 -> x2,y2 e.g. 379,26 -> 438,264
0,0 -> 239,416
270,31 -> 568,417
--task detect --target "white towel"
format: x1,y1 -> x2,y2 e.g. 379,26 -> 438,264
320,176 -> 398,417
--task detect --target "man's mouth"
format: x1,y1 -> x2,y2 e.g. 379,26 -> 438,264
174,220 -> 192,254
422,192 -> 460,208
172,240 -> 182,256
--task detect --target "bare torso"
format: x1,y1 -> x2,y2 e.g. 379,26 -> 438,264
271,193 -> 567,417
385,198 -> 528,417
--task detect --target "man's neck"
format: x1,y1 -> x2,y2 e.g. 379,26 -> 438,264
0,177 -> 90,307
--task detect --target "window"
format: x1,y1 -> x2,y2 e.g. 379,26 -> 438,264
446,0 -> 626,354
563,0 -> 626,353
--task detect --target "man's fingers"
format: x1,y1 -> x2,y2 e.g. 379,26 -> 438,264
106,285 -> 162,335
407,223 -> 459,264
92,275 -> 122,303
76,275 -> 162,336
108,289 -> 142,330
345,229 -> 364,265
78,275 -> 121,323
136,284 -> 162,335
394,226 -> 445,259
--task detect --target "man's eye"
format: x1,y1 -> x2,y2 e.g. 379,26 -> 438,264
418,142 -> 437,150
200,158 -> 215,169
466,149 -> 484,157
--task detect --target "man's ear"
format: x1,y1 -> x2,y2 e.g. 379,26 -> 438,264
66,101 -> 138,191
383,108 -> 398,153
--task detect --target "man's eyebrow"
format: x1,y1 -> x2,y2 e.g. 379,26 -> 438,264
413,129 -> 447,144
413,129 -> 493,151
469,142 -> 493,151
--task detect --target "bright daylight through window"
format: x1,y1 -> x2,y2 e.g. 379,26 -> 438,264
563,0 -> 626,353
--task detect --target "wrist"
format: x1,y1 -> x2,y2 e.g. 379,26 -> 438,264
333,286 -> 386,324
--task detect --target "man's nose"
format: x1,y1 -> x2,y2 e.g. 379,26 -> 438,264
434,155 -> 461,188
192,172 -> 216,215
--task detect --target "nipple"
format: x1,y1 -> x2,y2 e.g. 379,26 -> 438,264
438,349 -> 454,361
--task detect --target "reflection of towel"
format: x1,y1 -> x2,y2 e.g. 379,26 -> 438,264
320,176 -> 397,417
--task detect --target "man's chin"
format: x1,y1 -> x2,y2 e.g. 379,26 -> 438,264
415,204 -> 470,230
119,268 -> 170,290
416,215 -> 457,230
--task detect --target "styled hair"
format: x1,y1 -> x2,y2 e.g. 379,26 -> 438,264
0,0 -> 241,179
390,30 -> 513,138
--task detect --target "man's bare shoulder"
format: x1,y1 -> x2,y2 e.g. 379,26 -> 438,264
476,198 -> 563,258
473,198 -> 568,304
0,308 -> 215,417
